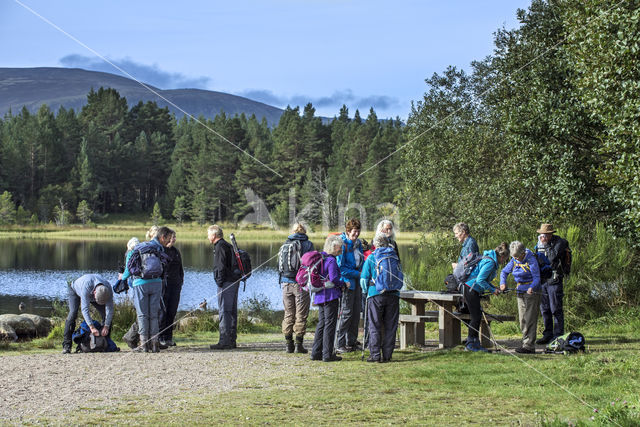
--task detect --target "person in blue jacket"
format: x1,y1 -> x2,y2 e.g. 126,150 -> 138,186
360,234 -> 400,363
336,218 -> 365,353
463,242 -> 510,352
500,241 -> 541,354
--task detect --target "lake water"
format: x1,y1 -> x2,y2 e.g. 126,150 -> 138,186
0,239 -> 419,316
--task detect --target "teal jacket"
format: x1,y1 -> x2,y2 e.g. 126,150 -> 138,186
464,249 -> 499,294
359,252 -> 400,298
121,239 -> 164,287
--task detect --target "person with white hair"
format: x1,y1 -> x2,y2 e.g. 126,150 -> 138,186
62,273 -> 114,354
500,240 -> 542,354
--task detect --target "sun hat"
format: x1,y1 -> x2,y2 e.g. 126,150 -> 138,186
536,223 -> 556,234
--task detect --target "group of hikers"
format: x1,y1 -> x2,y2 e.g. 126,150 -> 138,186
60,218 -> 571,359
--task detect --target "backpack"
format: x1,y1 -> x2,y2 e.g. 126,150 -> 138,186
534,251 -> 552,281
72,320 -> 119,353
562,245 -> 572,276
127,241 -> 166,280
295,251 -> 327,293
278,239 -> 302,280
444,274 -> 461,293
373,247 -> 404,292
453,252 -> 493,285
232,248 -> 252,281
545,332 -> 585,354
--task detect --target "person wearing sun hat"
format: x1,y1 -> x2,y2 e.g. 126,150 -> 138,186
534,223 -> 571,345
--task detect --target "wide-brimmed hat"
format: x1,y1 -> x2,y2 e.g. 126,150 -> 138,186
536,223 -> 556,234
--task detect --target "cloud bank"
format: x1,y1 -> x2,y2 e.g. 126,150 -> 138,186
59,54 -> 211,89
240,89 -> 400,117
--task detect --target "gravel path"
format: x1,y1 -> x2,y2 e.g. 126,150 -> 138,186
0,342 -> 315,424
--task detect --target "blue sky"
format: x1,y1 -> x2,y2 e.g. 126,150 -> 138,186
1,0 -> 530,120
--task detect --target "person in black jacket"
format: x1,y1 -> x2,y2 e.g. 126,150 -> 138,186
159,230 -> 184,348
208,224 -> 240,350
534,223 -> 570,344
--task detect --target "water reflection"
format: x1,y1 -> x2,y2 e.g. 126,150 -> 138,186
0,239 -> 418,315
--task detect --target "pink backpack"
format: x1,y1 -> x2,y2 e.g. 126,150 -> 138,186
295,251 -> 326,293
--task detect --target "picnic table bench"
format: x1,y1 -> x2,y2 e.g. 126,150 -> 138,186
398,290 -> 516,349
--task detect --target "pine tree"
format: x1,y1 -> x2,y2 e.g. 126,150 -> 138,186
173,195 -> 188,224
76,200 -> 93,226
151,202 -> 163,225
0,191 -> 16,224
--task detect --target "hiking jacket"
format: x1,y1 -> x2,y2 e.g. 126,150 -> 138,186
213,238 -> 236,286
280,233 -> 315,284
535,235 -> 569,283
359,251 -> 400,298
71,274 -> 114,327
313,252 -> 344,305
499,249 -> 541,294
121,238 -> 165,287
165,246 -> 184,288
464,250 -> 499,294
337,232 -> 364,290
458,236 -> 479,263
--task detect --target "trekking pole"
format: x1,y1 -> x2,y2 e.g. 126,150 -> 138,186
361,293 -> 369,361
481,311 -> 500,351
334,291 -> 345,355
229,233 -> 247,292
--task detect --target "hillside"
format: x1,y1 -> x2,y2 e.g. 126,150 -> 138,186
0,67 -> 284,125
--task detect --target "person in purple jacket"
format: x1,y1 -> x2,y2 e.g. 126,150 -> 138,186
310,234 -> 347,362
500,241 -> 541,354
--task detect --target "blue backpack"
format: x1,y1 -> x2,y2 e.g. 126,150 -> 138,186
373,247 -> 404,292
126,241 -> 167,280
72,320 -> 119,353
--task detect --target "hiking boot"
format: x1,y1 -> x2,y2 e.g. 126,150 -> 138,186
158,339 -> 169,350
515,346 -> 535,354
323,354 -> 342,362
285,335 -> 294,353
62,345 -> 71,354
310,354 -> 322,361
465,338 -> 488,353
150,339 -> 160,353
210,342 -> 234,350
133,336 -> 149,353
165,339 -> 176,347
366,356 -> 380,363
536,336 -> 553,345
294,336 -> 308,354
336,346 -> 354,354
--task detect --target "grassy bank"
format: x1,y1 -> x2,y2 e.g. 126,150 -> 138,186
0,222 -> 421,243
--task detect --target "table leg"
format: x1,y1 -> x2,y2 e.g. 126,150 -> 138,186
439,301 -> 460,349
411,301 -> 425,346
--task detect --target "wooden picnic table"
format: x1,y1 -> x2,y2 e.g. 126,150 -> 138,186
399,290 -> 463,349
398,290 -> 516,350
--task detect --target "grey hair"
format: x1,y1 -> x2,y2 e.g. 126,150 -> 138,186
453,222 -> 470,235
324,234 -> 343,254
509,241 -> 526,259
208,224 -> 223,239
376,220 -> 396,240
373,233 -> 390,248
127,237 -> 140,251
94,284 -> 112,305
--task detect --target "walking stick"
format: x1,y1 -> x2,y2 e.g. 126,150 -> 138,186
333,291 -> 345,355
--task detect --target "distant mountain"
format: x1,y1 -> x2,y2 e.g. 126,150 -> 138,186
0,67 -> 285,125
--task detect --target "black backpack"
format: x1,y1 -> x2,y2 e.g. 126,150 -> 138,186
278,239 -> 302,281
545,332 -> 585,354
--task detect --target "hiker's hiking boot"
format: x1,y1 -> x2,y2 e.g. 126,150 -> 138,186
150,339 -> 160,353
536,336 -> 553,345
62,345 -> 71,354
158,339 -> 169,350
515,346 -> 535,354
210,342 -> 234,350
323,354 -> 342,362
133,336 -> 149,353
366,356 -> 380,363
285,335 -> 295,353
165,339 -> 176,347
465,337 -> 488,352
294,336 -> 307,354
336,346 -> 354,354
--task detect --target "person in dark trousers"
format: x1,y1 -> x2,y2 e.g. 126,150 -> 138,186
336,218 -> 364,353
534,223 -> 570,344
310,234 -> 346,362
279,222 -> 314,353
62,274 -> 114,354
159,230 -> 184,348
208,224 -> 240,350
360,234 -> 400,363
462,242 -> 509,352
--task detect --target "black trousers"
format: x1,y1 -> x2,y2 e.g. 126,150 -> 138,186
463,285 -> 482,340
367,293 -> 399,361
159,283 -> 183,341
311,298 -> 339,360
